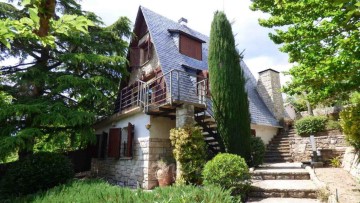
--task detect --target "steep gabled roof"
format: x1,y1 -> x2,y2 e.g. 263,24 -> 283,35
140,6 -> 280,127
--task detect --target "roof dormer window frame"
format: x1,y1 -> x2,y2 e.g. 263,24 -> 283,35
168,29 -> 205,61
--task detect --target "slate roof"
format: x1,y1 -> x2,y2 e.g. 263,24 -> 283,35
140,6 -> 280,127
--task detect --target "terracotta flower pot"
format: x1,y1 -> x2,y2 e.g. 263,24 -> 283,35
156,166 -> 174,187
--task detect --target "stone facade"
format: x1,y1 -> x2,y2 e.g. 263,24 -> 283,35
257,69 -> 284,121
91,137 -> 172,189
290,130 -> 348,164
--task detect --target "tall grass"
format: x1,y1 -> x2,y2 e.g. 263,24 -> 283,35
6,179 -> 238,203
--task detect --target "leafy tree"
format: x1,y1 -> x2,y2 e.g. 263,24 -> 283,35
208,11 -> 251,161
0,0 -> 131,159
251,0 -> 360,105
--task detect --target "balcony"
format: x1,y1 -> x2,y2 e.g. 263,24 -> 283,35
114,69 -> 209,116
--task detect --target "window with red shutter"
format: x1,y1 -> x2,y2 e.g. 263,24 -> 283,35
179,34 -> 202,60
89,134 -> 102,158
251,129 -> 256,137
197,70 -> 210,97
100,132 -> 108,159
108,128 -> 122,159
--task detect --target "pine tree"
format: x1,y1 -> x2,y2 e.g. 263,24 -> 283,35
208,11 -> 251,161
0,0 -> 131,160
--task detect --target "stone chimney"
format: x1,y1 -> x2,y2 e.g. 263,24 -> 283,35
257,69 -> 285,121
178,17 -> 188,26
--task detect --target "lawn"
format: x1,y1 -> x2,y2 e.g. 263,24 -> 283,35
4,179 -> 238,203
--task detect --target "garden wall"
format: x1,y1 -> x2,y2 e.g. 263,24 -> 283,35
290,130 -> 348,164
342,147 -> 360,180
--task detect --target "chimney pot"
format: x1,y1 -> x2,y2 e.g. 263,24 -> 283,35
178,17 -> 188,25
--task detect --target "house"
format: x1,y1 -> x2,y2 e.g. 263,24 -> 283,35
91,6 -> 285,189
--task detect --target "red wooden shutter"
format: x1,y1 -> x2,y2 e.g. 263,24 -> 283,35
130,47 -> 140,67
126,123 -> 135,157
179,34 -> 202,60
108,128 -> 121,159
251,129 -> 256,137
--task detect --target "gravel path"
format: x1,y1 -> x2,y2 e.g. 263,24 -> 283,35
314,168 -> 360,203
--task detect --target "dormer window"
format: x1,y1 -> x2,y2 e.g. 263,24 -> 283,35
179,34 -> 202,60
168,29 -> 205,61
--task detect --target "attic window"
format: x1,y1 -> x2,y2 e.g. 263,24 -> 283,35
139,33 -> 152,65
179,34 -> 202,61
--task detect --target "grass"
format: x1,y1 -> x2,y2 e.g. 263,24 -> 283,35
2,179 -> 239,203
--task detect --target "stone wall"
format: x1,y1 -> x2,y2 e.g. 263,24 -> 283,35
290,130 -> 348,164
91,137 -> 172,189
147,138 -> 173,189
342,147 -> 360,179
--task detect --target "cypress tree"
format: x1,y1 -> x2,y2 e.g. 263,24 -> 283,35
208,11 -> 251,161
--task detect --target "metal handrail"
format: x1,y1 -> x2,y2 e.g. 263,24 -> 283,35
115,69 -> 209,114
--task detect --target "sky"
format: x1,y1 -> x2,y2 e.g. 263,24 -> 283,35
81,0 -> 292,84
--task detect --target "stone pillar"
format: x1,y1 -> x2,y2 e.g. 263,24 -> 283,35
175,104 -> 195,181
257,69 -> 285,121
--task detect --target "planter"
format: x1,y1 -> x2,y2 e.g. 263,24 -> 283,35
156,165 -> 174,187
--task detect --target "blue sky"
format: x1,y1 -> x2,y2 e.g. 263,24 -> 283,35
81,0 -> 292,84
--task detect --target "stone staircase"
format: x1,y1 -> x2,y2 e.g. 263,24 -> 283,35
264,129 -> 295,163
247,163 -> 320,203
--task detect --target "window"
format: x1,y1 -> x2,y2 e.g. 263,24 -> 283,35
140,42 -> 151,65
179,34 -> 202,60
90,132 -> 108,159
251,129 -> 256,137
108,128 -> 121,158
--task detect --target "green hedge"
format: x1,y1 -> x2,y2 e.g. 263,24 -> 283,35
0,152 -> 74,197
9,179 -> 238,203
250,137 -> 266,167
202,153 -> 250,199
295,116 -> 327,136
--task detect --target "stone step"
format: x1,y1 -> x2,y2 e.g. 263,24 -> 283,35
246,198 -> 320,203
249,180 -> 318,199
267,143 -> 290,147
263,157 -> 293,163
271,138 -> 291,142
267,146 -> 290,150
266,149 -> 290,153
251,169 -> 310,180
269,141 -> 290,144
264,153 -> 291,157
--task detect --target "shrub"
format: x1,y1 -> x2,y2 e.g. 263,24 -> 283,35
340,104 -> 360,149
250,137 -> 265,167
326,120 -> 342,131
169,126 -> 207,184
295,116 -> 327,136
329,156 -> 342,168
12,179 -> 237,203
202,153 -> 251,198
0,152 -> 74,197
